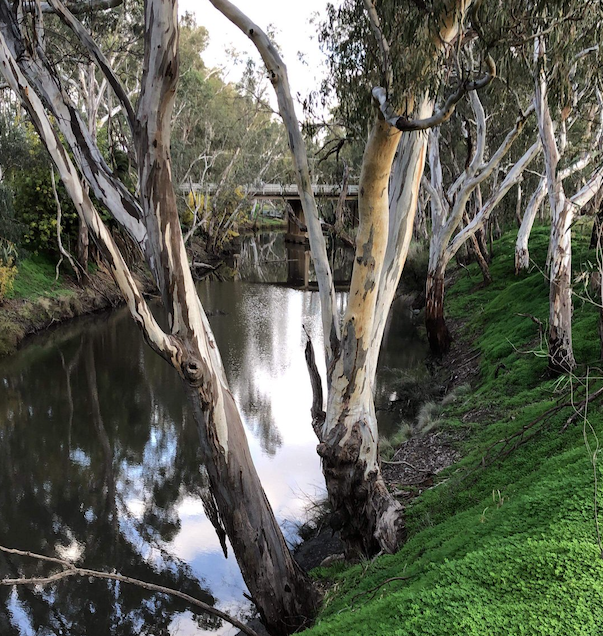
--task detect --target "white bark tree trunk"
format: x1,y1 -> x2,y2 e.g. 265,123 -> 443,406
424,90 -> 537,354
208,0 -> 472,557
534,37 -> 576,373
515,177 -> 546,273
0,2 -> 318,633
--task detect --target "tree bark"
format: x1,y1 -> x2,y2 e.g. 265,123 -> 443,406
320,118 -> 405,557
515,177 -> 546,273
534,36 -> 576,373
425,268 -> 451,355
0,3 -> 318,633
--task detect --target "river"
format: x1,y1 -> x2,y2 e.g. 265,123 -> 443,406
0,232 -> 427,635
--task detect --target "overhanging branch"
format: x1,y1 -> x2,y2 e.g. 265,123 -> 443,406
372,55 -> 496,131
0,544 -> 259,636
24,0 -> 123,14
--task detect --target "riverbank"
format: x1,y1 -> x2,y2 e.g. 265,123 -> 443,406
303,224 -> 603,635
0,255 -> 154,357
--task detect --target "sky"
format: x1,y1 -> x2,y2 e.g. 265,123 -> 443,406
178,0 -> 335,113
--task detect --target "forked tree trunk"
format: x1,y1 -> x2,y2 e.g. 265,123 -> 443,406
423,94 -> 537,355
320,118 -> 405,557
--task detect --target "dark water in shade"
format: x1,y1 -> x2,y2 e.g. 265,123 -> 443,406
0,233 -> 427,635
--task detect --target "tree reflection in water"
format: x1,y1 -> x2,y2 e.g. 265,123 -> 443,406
0,322 -> 222,635
0,231 -> 428,634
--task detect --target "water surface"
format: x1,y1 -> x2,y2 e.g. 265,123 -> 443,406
0,232 -> 427,634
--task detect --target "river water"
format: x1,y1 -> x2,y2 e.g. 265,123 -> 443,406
0,233 -> 427,635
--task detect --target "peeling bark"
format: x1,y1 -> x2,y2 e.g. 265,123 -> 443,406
535,37 -> 576,373
0,2 -> 318,633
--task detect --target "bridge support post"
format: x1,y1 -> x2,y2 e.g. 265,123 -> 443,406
287,244 -> 310,288
285,199 -> 308,244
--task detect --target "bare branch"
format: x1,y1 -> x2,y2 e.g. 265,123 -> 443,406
0,545 -> 259,636
372,55 -> 496,132
45,0 -> 136,137
51,168 -> 82,282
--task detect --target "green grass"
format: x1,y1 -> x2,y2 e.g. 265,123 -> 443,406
8,254 -> 74,300
305,222 -> 603,635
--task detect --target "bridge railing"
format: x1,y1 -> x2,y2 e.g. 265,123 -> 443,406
180,183 -> 359,198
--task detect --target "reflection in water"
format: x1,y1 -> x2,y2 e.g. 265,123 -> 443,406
0,232 -> 428,635
237,232 -> 355,288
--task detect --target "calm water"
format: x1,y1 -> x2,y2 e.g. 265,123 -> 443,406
0,233 -> 426,635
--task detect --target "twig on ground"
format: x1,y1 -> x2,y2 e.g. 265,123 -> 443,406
351,576 -> 416,604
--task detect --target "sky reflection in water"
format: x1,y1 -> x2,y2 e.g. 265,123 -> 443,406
0,233 -> 426,635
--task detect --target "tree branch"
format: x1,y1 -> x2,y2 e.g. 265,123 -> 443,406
372,55 -> 496,132
45,0 -> 136,137
0,545 -> 259,636
361,0 -> 393,93
208,0 -> 341,365
25,0 -> 123,14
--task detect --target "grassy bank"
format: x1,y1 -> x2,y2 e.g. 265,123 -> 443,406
305,224 -> 603,635
0,254 -> 142,357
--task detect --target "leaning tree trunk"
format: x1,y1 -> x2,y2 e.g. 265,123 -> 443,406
515,177 -> 546,273
0,3 -> 318,634
134,4 -> 318,631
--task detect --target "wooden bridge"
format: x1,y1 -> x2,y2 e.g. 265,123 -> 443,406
183,182 -> 359,243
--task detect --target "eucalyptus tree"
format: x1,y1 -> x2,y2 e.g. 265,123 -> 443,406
0,1 -> 317,633
423,87 -> 540,353
172,23 -> 291,250
534,37 -> 603,372
210,0 -> 495,557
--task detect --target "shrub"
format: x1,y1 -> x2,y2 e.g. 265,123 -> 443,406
0,237 -> 17,300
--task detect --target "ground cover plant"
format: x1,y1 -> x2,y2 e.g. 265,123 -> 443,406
305,223 -> 603,635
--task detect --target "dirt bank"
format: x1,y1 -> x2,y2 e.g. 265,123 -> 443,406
0,266 -> 154,358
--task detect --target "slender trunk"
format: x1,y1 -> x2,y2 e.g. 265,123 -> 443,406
534,37 -> 576,373
77,219 -> 89,270
548,200 -> 576,373
515,178 -> 546,273
464,210 -> 491,284
425,267 -> 451,355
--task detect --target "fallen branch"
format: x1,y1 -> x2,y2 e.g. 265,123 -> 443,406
351,575 -> 416,604
0,545 -> 259,636
382,459 -> 432,473
477,384 -> 603,468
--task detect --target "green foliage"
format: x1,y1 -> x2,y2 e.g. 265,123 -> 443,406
0,238 -> 17,301
306,224 -> 603,635
10,130 -> 79,255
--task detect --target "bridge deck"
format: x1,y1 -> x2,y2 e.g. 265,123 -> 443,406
183,183 -> 359,199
